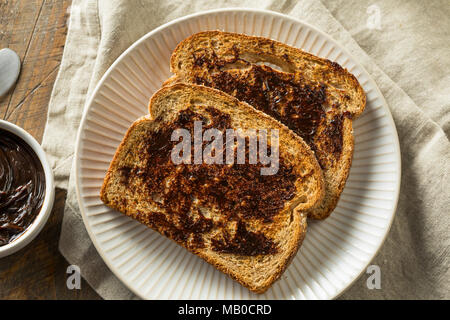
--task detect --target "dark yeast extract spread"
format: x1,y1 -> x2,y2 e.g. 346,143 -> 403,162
0,129 -> 45,246
192,46 -> 350,166
118,107 -> 298,256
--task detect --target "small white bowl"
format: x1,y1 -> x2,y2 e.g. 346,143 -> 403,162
0,120 -> 55,258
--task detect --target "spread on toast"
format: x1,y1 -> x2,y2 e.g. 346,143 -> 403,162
169,31 -> 366,219
101,84 -> 324,292
115,107 -> 296,255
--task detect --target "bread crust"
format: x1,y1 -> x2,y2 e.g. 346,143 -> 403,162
101,84 -> 325,293
169,31 -> 366,220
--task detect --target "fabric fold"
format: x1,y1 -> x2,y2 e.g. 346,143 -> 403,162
42,0 -> 449,299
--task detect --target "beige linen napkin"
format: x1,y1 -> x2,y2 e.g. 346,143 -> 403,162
42,0 -> 450,299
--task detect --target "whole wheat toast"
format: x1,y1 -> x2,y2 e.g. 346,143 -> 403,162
101,84 -> 324,293
167,31 -> 366,219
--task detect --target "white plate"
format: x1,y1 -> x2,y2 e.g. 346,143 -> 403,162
75,8 -> 401,300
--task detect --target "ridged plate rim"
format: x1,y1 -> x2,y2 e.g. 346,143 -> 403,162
74,8 -> 401,300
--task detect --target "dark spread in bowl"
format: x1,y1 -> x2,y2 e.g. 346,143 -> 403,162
0,129 -> 46,246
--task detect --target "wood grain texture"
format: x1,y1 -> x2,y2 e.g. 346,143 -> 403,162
1,0 -> 67,141
0,0 -> 101,300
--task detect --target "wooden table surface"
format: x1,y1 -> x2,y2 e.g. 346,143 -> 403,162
0,0 -> 100,299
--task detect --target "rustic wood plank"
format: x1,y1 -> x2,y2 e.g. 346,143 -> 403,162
0,0 -> 44,121
0,0 -> 44,64
1,0 -> 70,142
0,0 -> 101,300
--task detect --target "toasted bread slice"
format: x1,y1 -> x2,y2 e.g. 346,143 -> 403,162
168,31 -> 366,219
101,84 -> 324,293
